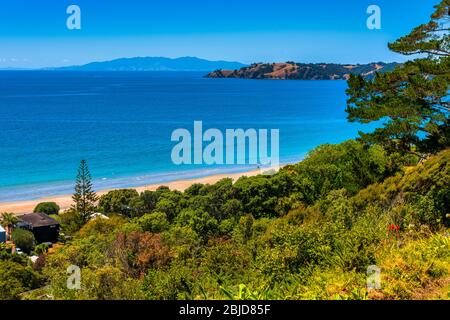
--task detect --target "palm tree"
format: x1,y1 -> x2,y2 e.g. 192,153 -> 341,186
0,212 -> 20,240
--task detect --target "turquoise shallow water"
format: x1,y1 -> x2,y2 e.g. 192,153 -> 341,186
0,71 -> 375,201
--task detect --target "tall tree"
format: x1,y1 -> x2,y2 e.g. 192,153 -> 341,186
72,160 -> 98,222
346,0 -> 449,155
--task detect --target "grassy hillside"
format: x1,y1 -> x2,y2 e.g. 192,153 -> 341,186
206,62 -> 398,80
9,141 -> 448,300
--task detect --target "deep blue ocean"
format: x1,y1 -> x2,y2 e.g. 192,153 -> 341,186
0,71 -> 375,201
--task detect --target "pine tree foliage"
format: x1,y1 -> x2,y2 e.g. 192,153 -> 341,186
346,0 -> 450,155
72,160 -> 98,222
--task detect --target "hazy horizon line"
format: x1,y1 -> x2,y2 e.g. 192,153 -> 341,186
0,55 -> 404,71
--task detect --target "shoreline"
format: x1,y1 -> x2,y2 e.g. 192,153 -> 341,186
0,169 -> 261,215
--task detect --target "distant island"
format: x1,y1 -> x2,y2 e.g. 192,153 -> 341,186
206,61 -> 399,80
53,56 -> 247,72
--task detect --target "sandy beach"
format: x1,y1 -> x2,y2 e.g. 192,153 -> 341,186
0,169 -> 261,215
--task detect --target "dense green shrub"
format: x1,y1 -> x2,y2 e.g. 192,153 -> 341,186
99,189 -> 139,216
58,208 -> 86,235
143,266 -> 195,300
136,212 -> 170,233
0,261 -> 42,299
33,202 -> 60,215
12,229 -> 35,254
39,145 -> 449,300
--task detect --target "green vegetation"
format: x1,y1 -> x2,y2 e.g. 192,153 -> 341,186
0,261 -> 43,300
11,229 -> 35,254
3,0 -> 449,301
1,212 -> 19,239
0,243 -> 44,300
206,62 -> 397,80
346,1 -> 449,155
34,202 -> 60,215
71,159 -> 98,223
15,143 -> 447,300
99,189 -> 139,217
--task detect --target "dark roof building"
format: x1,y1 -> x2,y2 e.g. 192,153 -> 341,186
17,212 -> 60,244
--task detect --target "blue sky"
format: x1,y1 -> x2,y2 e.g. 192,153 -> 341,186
0,0 -> 437,68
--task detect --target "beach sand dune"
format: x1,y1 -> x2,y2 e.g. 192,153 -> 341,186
0,170 -> 260,215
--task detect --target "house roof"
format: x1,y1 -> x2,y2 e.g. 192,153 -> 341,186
18,213 -> 60,228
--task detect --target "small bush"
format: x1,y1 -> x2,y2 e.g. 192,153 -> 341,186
33,202 -> 60,215
12,228 -> 35,254
136,212 -> 170,233
99,189 -> 139,216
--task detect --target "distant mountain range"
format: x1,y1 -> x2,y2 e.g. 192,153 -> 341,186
206,62 -> 399,80
2,58 -> 399,76
53,56 -> 247,72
